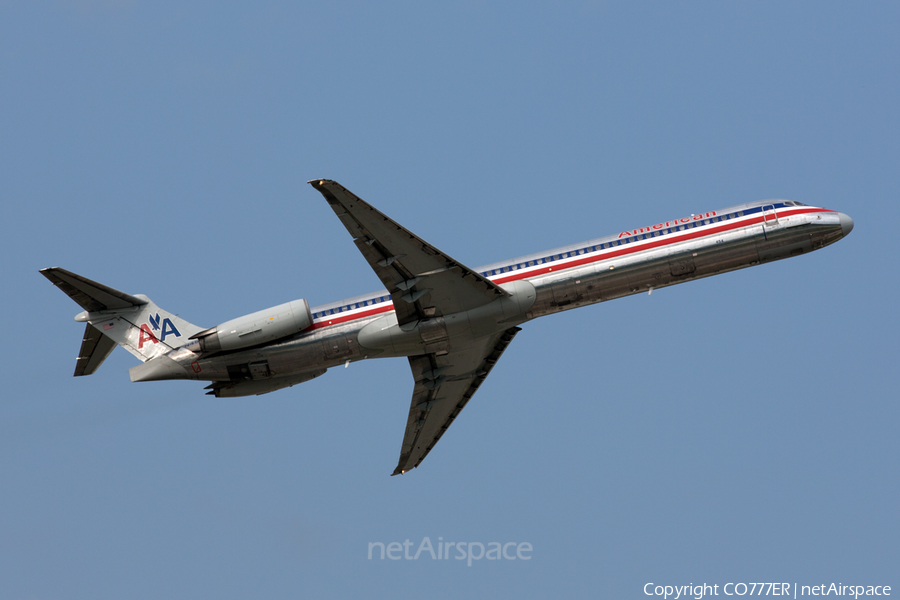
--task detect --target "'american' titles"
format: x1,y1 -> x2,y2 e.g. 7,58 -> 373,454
619,211 -> 718,239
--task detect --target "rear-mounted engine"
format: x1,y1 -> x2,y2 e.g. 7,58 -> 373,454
190,299 -> 312,353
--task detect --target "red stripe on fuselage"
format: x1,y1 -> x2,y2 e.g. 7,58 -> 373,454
307,207 -> 834,331
492,207 -> 832,285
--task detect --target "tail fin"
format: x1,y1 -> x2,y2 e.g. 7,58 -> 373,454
40,267 -> 206,375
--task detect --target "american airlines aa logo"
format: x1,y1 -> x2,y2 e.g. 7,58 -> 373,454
138,313 -> 181,349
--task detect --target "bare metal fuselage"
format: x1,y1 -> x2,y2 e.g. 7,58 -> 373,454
156,201 -> 849,396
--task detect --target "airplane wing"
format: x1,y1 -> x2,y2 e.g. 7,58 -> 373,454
308,179 -> 508,327
394,326 -> 521,475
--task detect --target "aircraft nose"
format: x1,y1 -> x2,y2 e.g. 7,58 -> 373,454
838,212 -> 854,237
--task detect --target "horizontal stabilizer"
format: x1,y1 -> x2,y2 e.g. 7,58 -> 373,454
40,267 -> 147,312
75,323 -> 117,376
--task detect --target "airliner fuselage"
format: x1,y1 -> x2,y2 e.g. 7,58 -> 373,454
155,200 -> 851,392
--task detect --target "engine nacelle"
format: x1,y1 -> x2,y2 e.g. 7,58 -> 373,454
192,299 -> 312,353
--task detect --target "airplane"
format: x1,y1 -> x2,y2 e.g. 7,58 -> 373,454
41,180 -> 854,475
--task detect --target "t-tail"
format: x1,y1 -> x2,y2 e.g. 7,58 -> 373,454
40,267 -> 205,376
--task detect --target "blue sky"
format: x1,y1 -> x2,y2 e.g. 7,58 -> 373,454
2,2 -> 898,598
